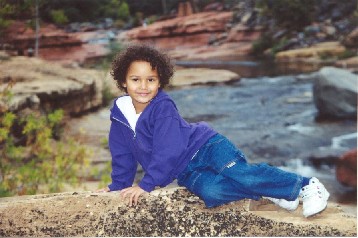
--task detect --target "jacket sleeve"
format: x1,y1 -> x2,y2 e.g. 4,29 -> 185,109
138,102 -> 190,192
108,121 -> 137,191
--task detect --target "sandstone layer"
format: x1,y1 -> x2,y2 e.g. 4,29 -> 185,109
0,188 -> 356,237
0,56 -> 104,116
1,56 -> 240,116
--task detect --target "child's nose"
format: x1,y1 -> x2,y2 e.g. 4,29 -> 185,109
140,80 -> 148,89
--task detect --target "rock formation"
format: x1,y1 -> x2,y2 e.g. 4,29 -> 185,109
336,149 -> 357,188
1,56 -> 240,116
0,188 -> 356,237
0,56 -> 104,116
121,10 -> 261,60
312,66 -> 357,120
1,21 -> 109,65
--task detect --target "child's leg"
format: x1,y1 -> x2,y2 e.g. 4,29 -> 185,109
194,134 -> 302,201
220,159 -> 302,201
178,168 -> 259,208
178,134 -> 329,216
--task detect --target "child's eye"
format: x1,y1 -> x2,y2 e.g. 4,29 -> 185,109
148,78 -> 157,82
131,78 -> 139,82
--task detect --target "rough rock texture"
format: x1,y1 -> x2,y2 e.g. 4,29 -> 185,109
125,11 -> 233,43
170,68 -> 240,87
1,21 -> 109,65
1,56 -> 240,116
312,66 -> 357,119
0,56 -> 104,116
275,41 -> 347,61
336,149 -> 357,188
1,21 -> 82,53
122,11 -> 261,60
0,188 -> 356,237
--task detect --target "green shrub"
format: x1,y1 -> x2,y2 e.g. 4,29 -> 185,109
50,9 -> 69,25
257,0 -> 315,30
0,83 -> 92,197
251,33 -> 274,56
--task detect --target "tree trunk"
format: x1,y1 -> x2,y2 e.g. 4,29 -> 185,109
35,0 -> 39,57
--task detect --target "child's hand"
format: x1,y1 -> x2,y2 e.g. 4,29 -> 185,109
120,186 -> 147,206
96,187 -> 110,193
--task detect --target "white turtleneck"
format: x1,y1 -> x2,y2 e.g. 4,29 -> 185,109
116,96 -> 141,130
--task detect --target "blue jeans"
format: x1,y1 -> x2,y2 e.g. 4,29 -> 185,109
177,134 -> 303,208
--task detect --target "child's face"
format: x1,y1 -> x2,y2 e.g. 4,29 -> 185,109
123,60 -> 161,113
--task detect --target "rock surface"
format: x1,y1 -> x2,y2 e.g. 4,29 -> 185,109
170,68 -> 240,87
275,41 -> 347,61
0,56 -> 104,116
336,149 -> 357,188
121,10 -> 261,60
0,188 -> 356,237
312,66 -> 357,120
0,56 -> 240,116
1,21 -> 109,65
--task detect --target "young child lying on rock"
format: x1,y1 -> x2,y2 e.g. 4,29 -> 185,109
98,44 -> 330,218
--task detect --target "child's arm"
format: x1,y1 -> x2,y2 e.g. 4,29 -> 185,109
138,102 -> 189,193
108,121 -> 137,191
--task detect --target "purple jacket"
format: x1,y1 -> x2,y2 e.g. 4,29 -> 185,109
108,90 -> 217,192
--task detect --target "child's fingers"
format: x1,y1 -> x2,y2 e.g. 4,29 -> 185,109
96,187 -> 109,193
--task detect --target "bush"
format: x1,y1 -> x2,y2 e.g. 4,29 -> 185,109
50,9 -> 69,25
257,0 -> 315,30
251,33 -> 274,56
0,83 -> 92,197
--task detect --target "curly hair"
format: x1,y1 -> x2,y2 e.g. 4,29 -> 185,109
110,44 -> 175,92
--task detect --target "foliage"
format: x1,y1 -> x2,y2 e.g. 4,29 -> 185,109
337,50 -> 356,60
0,0 -> 14,32
50,9 -> 68,25
0,83 -> 92,197
251,33 -> 274,56
102,0 -> 130,20
256,0 -> 315,30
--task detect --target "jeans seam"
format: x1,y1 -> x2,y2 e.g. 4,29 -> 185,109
189,172 -> 202,191
289,176 -> 303,200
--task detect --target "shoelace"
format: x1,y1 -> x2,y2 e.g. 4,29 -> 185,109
300,185 -> 324,199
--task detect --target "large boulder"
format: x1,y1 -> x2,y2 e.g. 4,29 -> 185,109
0,188 -> 356,236
0,56 -> 105,116
312,67 -> 357,119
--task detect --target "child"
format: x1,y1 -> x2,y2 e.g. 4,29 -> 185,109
101,44 -> 330,218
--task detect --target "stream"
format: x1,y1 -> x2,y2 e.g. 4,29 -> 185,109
66,59 -> 357,215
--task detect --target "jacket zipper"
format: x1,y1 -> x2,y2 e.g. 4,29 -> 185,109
112,116 -> 136,138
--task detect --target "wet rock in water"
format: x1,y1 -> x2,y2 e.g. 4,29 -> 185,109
312,66 -> 357,120
0,188 -> 356,237
336,149 -> 357,188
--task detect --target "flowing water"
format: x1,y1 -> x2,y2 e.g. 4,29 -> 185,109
66,59 -> 357,215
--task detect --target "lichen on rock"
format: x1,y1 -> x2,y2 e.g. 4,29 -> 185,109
0,188 -> 356,237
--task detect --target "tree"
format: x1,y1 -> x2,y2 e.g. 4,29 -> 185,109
0,0 -> 14,32
34,0 -> 39,57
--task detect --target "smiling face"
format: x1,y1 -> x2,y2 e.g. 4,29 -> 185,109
123,61 -> 161,113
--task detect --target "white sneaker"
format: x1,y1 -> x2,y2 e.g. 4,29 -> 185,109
300,177 -> 330,217
264,197 -> 299,211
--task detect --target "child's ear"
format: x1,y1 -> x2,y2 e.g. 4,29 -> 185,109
122,82 -> 127,88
